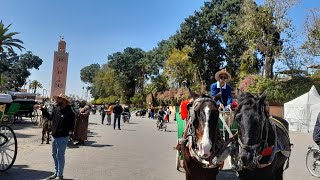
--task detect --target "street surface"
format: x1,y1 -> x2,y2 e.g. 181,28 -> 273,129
0,113 -> 318,180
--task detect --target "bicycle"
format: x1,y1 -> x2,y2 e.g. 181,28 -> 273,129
306,145 -> 320,177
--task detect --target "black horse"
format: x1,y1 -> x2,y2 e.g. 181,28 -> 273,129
176,93 -> 224,180
234,91 -> 292,180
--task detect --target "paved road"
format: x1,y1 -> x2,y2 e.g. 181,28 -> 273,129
0,114 -> 318,180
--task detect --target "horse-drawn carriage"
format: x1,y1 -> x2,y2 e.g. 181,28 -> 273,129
0,93 -> 18,172
2,91 -> 40,124
175,92 -> 292,180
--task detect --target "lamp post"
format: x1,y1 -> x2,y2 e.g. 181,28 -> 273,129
81,86 -> 84,99
43,89 -> 47,98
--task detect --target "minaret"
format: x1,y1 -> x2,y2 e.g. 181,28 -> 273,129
50,37 -> 69,97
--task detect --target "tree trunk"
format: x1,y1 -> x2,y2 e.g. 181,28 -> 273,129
264,52 -> 275,79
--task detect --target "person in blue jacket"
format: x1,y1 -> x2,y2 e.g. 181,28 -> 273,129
313,112 -> 320,147
210,69 -> 232,111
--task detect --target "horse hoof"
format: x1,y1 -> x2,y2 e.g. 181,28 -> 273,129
46,142 -> 49,144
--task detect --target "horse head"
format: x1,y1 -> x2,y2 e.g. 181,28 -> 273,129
235,91 -> 269,169
188,91 -> 220,159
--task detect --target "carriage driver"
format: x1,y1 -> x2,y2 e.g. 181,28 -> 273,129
210,69 -> 233,111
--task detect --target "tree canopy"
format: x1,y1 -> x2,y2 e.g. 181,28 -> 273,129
0,21 -> 24,53
80,63 -> 101,84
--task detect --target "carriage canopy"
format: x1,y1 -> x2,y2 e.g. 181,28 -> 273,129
0,94 -> 13,103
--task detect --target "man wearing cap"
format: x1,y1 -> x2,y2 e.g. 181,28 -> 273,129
41,93 -> 75,180
112,101 -> 123,130
210,69 -> 233,111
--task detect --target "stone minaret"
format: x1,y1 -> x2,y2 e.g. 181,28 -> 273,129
50,37 -> 69,97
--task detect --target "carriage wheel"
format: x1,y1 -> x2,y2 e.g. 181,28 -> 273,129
0,125 -> 18,172
306,148 -> 320,177
30,109 -> 39,124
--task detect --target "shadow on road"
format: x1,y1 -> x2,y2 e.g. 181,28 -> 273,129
120,129 -> 136,131
4,119 -> 40,131
165,130 -> 177,133
0,165 -> 55,180
128,122 -> 139,124
84,140 -> 113,148
89,122 -> 99,125
14,132 -> 36,139
217,169 -> 238,179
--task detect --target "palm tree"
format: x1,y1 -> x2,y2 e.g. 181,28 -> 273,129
29,80 -> 42,94
0,21 -> 25,53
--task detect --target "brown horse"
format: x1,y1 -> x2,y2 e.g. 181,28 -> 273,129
177,93 -> 223,180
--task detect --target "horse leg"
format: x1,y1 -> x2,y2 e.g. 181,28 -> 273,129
274,165 -> 284,180
46,131 -> 50,144
41,130 -> 45,144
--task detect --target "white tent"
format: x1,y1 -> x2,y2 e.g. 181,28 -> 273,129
284,85 -> 320,132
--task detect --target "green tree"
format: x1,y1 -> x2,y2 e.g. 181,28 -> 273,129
164,46 -> 196,87
0,51 -> 43,91
0,21 -> 25,53
176,0 -> 244,86
29,80 -> 42,94
80,63 -> 101,84
235,0 -> 298,79
107,47 -> 146,102
302,9 -> 320,57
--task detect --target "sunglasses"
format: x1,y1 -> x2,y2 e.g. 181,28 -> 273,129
219,76 -> 228,80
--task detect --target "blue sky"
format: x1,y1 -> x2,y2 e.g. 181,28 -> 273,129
0,0 -> 319,97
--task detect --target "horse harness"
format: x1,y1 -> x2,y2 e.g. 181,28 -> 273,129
236,102 -> 292,169
179,97 -> 223,168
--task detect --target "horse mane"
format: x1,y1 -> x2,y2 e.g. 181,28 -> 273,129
199,94 -> 212,99
236,92 -> 269,117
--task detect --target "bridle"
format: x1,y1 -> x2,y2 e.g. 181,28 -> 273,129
184,97 -> 221,168
235,100 -> 270,168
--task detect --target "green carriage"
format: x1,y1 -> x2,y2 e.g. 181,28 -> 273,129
3,91 -> 40,124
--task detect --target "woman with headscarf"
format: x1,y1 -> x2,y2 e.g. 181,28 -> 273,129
72,100 -> 90,145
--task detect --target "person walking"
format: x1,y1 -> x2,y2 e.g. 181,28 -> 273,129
72,100 -> 90,145
106,103 -> 113,125
41,94 -> 75,180
112,101 -> 123,130
100,102 -> 107,124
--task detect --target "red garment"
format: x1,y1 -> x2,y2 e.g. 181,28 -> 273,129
260,146 -> 273,156
231,101 -> 238,111
180,99 -> 190,120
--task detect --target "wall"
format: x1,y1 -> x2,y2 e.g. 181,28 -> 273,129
269,105 -> 284,118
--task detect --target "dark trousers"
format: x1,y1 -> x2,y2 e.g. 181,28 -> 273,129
114,114 -> 121,129
101,113 -> 106,123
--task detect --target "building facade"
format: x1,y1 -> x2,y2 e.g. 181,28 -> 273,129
50,37 -> 69,97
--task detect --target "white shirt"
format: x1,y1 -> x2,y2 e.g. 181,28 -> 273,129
216,81 -> 226,89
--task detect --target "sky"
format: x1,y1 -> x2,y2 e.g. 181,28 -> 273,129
0,0 -> 319,98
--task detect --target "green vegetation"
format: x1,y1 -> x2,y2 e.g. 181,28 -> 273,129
0,21 -> 43,92
82,0 -> 319,105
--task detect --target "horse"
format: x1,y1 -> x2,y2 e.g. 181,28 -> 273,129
41,117 -> 52,144
234,91 -> 292,180
176,93 -> 224,180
